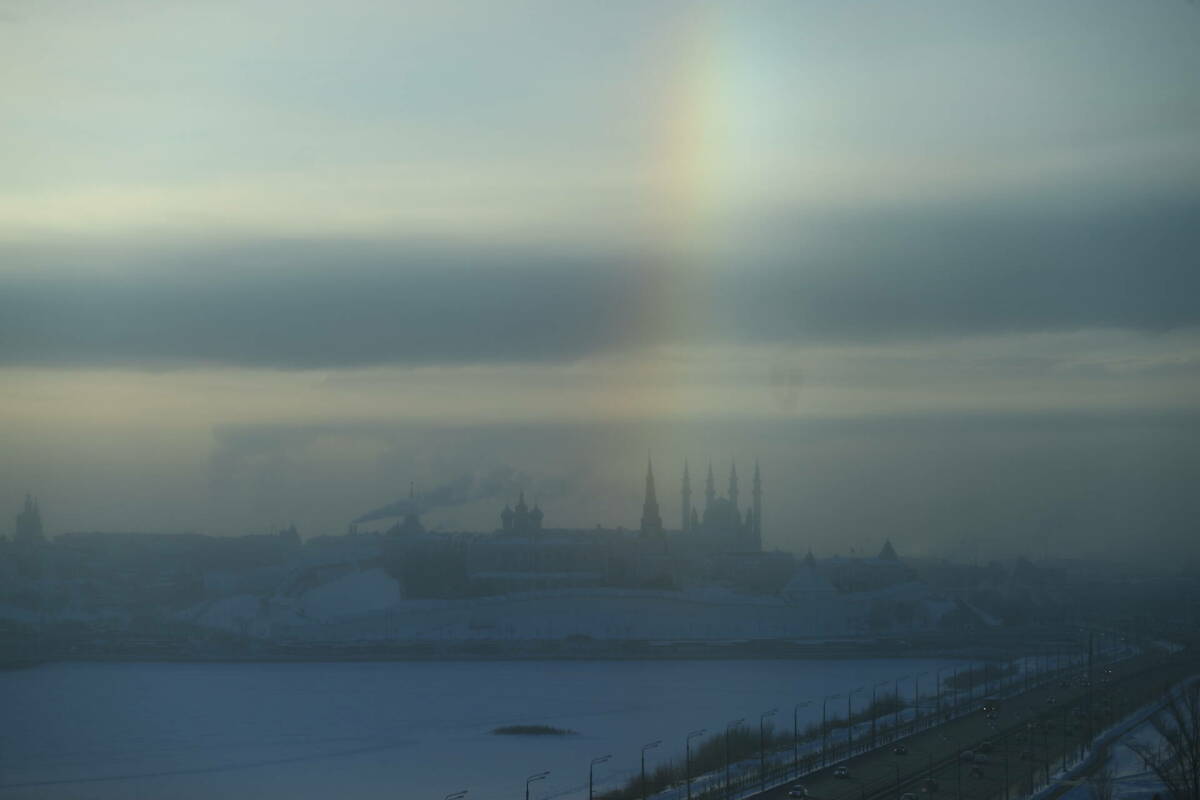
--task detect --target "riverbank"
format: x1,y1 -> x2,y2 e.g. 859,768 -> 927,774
2,627 -> 1075,666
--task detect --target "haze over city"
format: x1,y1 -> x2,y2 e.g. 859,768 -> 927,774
4,3 -> 1200,800
3,1 -> 1198,566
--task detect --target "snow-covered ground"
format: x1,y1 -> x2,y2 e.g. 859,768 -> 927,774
1056,721 -> 1167,800
0,658 -> 968,800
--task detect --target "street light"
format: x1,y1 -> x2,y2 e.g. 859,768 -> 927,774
913,671 -> 929,732
641,740 -> 661,800
847,687 -> 864,756
760,708 -> 778,795
871,680 -> 889,749
892,675 -> 910,743
726,718 -> 744,800
822,694 -> 842,768
937,666 -> 953,722
686,730 -> 707,800
525,771 -> 550,800
589,755 -> 611,800
793,701 -> 811,778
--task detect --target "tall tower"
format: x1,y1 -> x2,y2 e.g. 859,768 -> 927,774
681,460 -> 692,533
728,461 -> 739,511
14,494 -> 44,546
640,457 -> 663,536
704,461 -> 716,511
752,460 -> 763,545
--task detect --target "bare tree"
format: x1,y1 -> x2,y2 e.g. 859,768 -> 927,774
1089,765 -> 1116,800
1127,682 -> 1200,800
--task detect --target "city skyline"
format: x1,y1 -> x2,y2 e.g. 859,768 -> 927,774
2,1 -> 1198,565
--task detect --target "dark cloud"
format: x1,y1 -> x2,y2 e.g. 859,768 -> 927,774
2,185 -> 1197,368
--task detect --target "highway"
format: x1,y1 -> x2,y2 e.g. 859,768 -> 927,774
747,647 -> 1193,800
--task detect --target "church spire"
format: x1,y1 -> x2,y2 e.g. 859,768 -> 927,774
640,456 -> 663,536
681,459 -> 692,533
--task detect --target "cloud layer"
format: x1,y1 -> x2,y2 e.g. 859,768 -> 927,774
2,182 -> 1197,368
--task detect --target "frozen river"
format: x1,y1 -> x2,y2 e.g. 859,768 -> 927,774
0,658 -> 967,800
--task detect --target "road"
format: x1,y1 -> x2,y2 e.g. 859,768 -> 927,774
749,647 -> 1193,800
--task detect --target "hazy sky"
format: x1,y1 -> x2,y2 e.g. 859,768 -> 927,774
2,0 -> 1198,564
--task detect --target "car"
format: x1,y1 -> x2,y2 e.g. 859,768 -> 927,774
893,744 -> 908,755
834,765 -> 850,778
960,750 -> 975,762
1047,696 -> 1057,705
788,784 -> 808,798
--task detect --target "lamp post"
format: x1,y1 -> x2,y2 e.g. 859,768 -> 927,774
913,671 -> 929,732
641,740 -> 661,800
525,771 -> 549,800
589,755 -> 611,800
957,745 -> 963,800
952,666 -> 959,715
822,694 -> 841,768
892,675 -> 910,743
937,667 -> 952,722
726,719 -> 744,800
760,708 -> 778,795
871,680 -> 888,749
686,730 -> 706,800
1004,729 -> 1011,800
847,687 -> 864,756
1061,707 -> 1069,772
793,701 -> 811,778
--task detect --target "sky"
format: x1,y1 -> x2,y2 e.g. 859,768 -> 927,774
2,0 -> 1199,565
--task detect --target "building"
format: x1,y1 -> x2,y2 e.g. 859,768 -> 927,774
14,494 -> 45,546
499,491 -> 543,536
677,460 -> 762,553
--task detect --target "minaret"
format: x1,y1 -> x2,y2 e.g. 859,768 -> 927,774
728,461 -> 739,511
704,461 -> 716,511
640,457 -> 663,536
752,460 -> 762,544
15,493 -> 45,545
681,460 -> 692,533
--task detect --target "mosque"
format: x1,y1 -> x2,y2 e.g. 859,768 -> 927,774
640,458 -> 762,553
488,458 -> 762,553
14,494 -> 45,546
